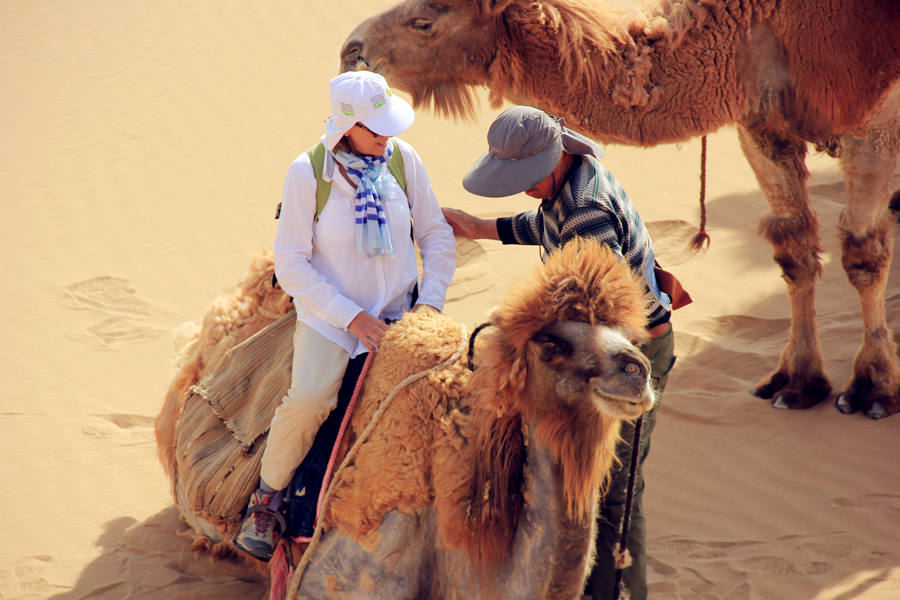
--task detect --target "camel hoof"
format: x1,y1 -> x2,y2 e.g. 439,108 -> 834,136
866,401 -> 888,420
835,394 -> 857,414
836,378 -> 899,419
751,372 -> 789,399
754,373 -> 830,410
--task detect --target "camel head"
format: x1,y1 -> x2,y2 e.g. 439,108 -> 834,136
340,0 -> 625,121
340,0 -> 503,118
524,319 -> 654,421
458,238 -> 654,565
474,238 -> 654,425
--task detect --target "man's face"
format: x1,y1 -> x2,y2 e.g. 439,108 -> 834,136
524,172 -> 556,199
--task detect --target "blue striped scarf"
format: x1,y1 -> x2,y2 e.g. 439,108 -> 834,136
333,146 -> 395,257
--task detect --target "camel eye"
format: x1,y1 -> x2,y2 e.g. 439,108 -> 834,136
410,18 -> 433,32
624,362 -> 641,376
533,332 -> 572,359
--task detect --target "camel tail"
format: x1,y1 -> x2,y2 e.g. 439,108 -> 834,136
689,135 -> 711,251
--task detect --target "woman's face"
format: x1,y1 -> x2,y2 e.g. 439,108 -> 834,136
345,122 -> 389,156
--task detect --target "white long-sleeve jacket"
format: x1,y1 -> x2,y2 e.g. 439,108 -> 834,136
273,136 -> 457,357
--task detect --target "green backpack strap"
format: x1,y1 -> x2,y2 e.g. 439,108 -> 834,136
386,139 -> 406,193
305,142 -> 330,222
303,140 -> 407,221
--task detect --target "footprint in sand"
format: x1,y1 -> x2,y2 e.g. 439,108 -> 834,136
61,276 -> 168,349
445,239 -> 498,303
81,413 -> 156,446
2,555 -> 55,596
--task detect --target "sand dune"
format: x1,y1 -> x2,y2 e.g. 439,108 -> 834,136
2,1 -> 899,598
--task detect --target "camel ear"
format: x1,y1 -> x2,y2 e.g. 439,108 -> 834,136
491,354 -> 525,416
505,355 -> 527,395
479,0 -> 512,17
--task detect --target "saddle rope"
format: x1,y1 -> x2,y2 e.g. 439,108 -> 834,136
286,324 -> 469,599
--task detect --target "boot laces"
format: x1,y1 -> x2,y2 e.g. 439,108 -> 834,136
253,508 -> 274,536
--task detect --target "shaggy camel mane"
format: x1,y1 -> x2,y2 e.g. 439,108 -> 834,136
452,239 -> 648,568
407,0 -> 723,123
410,0 -> 625,118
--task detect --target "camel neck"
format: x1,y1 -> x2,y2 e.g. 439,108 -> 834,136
497,0 -> 766,145
500,425 -> 598,597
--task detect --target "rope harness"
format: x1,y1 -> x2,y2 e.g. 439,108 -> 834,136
286,325 -> 469,599
612,415 -> 644,600
466,321 -> 493,371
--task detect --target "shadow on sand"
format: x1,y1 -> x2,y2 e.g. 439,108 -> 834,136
50,508 -> 265,600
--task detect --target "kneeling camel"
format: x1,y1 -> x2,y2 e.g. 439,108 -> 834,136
156,239 -> 656,598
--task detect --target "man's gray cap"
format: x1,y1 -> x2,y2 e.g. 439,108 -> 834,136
463,106 -> 604,198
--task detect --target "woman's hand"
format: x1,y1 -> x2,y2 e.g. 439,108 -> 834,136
348,310 -> 389,351
442,207 -> 499,240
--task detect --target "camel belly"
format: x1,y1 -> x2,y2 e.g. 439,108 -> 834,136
298,509 -> 436,599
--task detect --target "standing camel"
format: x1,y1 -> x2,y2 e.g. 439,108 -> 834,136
339,0 -> 900,419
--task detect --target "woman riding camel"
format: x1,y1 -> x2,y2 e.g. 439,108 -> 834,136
233,71 -> 456,561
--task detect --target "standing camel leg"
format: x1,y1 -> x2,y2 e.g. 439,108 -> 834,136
835,83 -> 900,419
737,121 -> 832,409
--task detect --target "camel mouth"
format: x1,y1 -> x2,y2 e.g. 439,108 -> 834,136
592,390 -> 653,419
345,56 -> 373,73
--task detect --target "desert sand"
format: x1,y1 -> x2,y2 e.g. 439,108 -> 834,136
2,1 -> 899,599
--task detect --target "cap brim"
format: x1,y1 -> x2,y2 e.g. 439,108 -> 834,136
362,94 -> 415,137
462,137 -> 562,197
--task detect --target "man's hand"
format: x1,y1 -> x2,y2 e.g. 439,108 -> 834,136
348,311 -> 389,351
442,207 -> 499,240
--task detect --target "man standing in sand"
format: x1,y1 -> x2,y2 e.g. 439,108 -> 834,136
443,106 -> 688,600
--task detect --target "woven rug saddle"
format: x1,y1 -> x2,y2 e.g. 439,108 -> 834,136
174,310 -> 296,530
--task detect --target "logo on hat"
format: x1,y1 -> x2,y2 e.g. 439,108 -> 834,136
371,94 -> 386,109
341,103 -> 354,117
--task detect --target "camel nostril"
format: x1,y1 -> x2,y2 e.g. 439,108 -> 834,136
340,40 -> 363,68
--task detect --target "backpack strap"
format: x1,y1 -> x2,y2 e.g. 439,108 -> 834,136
305,142 -> 330,222
386,140 -> 406,194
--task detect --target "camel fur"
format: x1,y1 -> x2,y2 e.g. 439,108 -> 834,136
340,0 -> 900,418
156,239 -> 656,598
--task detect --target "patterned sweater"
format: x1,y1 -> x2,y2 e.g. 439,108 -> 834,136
496,155 -> 671,328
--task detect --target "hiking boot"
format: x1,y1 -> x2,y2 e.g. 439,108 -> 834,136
233,489 -> 286,562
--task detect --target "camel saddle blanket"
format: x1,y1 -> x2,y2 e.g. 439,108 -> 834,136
173,310 -> 365,532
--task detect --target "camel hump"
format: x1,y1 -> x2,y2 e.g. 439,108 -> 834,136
378,308 -> 465,376
353,309 -> 468,421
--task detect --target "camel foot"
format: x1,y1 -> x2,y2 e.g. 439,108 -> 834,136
835,376 -> 900,419
752,371 -> 831,410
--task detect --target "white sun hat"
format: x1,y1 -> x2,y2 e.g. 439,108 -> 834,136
324,71 -> 415,151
